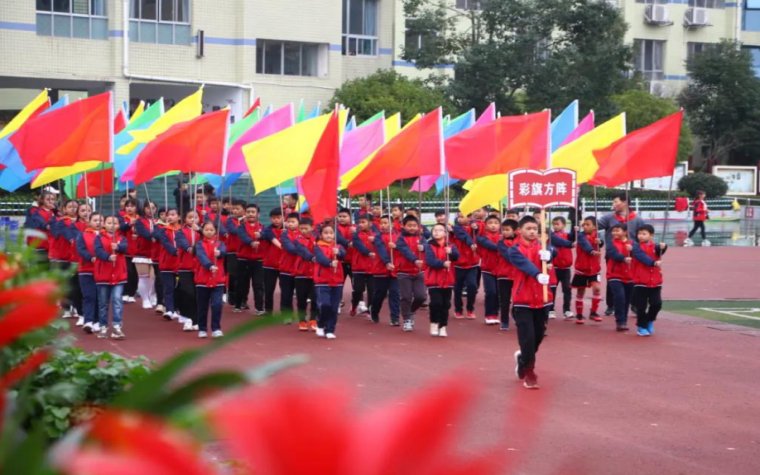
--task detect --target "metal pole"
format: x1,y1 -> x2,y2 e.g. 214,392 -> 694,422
593,186 -> 598,220
386,185 -> 393,265
662,173 -> 675,243
163,175 -> 169,210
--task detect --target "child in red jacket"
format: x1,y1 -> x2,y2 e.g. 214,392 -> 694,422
278,212 -> 301,323
572,216 -> 604,324
424,223 -> 459,337
496,219 -> 519,331
476,215 -> 503,325
606,223 -> 634,332
550,216 -> 575,320
452,213 -> 479,320
195,221 -> 227,339
94,216 -> 128,339
686,190 -> 709,246
175,210 -> 200,331
50,199 -> 79,318
351,214 -> 376,317
236,203 -> 265,314
260,207 -> 284,314
631,224 -> 668,336
507,216 -> 553,389
154,208 -> 182,321
76,213 -> 102,334
118,198 -> 140,303
292,217 -> 318,330
371,215 -> 400,325
313,223 -> 346,339
395,215 -> 427,332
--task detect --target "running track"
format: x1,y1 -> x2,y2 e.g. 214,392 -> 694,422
75,247 -> 760,474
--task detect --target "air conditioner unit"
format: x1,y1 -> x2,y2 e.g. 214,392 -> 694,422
649,80 -> 666,96
684,7 -> 710,27
645,4 -> 672,25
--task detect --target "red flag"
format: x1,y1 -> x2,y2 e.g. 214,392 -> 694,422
244,98 -> 261,118
132,109 -> 229,185
590,111 -> 683,188
302,111 -> 341,223
347,108 -> 443,195
10,92 -> 112,171
114,108 -> 127,134
76,167 -> 114,198
445,110 -> 550,180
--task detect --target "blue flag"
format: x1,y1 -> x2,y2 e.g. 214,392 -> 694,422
550,100 -> 578,153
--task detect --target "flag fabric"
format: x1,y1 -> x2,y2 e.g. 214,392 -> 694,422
309,102 -> 322,119
114,108 -> 127,134
113,100 -> 164,177
340,113 -> 404,189
243,97 -> 261,118
339,113 -> 385,176
550,100 -> 578,152
204,173 -> 242,194
359,110 -> 385,127
31,160 -> 102,188
76,166 -> 114,198
118,88 -> 202,155
475,103 -> 496,126
226,103 -> 294,174
590,111 -> 683,188
445,110 -> 550,180
345,116 -> 357,132
558,111 -> 594,149
228,108 -> 261,144
129,101 -> 145,124
347,108 -> 443,196
0,90 -> 49,139
10,92 -> 113,171
551,113 -> 625,184
129,109 -> 230,185
302,111 -> 341,223
245,110 -> 347,194
459,175 -> 508,216
296,100 -> 307,123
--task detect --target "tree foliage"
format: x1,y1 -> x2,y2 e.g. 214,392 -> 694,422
611,89 -> 693,163
678,40 -> 760,167
326,70 -> 453,123
403,0 -> 633,116
677,172 -> 728,198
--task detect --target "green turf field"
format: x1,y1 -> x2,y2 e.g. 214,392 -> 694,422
663,300 -> 760,329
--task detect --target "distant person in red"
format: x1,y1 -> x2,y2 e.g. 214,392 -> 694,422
685,190 -> 709,247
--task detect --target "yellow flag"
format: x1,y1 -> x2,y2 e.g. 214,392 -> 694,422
551,113 -> 626,184
340,113 -> 414,190
245,109 -> 348,194
0,90 -> 49,139
31,161 -> 102,188
129,101 -> 145,124
459,175 -> 509,216
118,88 -> 203,154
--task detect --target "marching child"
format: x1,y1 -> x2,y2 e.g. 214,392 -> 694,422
260,207 -> 284,314
225,200 -> 245,309
292,217 -> 318,330
425,223 -> 459,337
313,223 -> 346,339
175,210 -> 200,331
236,203 -> 265,315
606,223 -> 634,332
75,212 -> 102,334
195,221 -> 227,338
154,208 -> 181,321
550,216 -> 575,320
371,215 -> 400,325
390,204 -> 404,232
572,216 -> 604,324
631,224 -> 667,336
350,214 -> 376,317
452,213 -> 479,320
395,215 -> 427,332
686,190 -> 709,246
24,190 -> 56,264
278,212 -> 301,323
119,198 -> 140,303
336,208 -> 354,289
71,202 -> 92,326
353,193 -> 371,223
151,207 -> 166,314
50,199 -> 79,318
94,215 -> 128,339
476,215 -> 503,325
134,200 -> 158,310
507,216 -> 553,389
496,219 -> 519,331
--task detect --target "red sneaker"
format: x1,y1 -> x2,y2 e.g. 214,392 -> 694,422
589,313 -> 603,322
298,321 -> 308,331
350,307 -> 357,317
465,311 -> 476,320
454,312 -> 465,319
523,369 -> 539,389
309,320 -> 318,331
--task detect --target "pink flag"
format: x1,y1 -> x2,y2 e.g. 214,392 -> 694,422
409,175 -> 438,193
558,111 -> 594,148
475,103 -> 496,126
339,117 -> 385,176
226,103 -> 295,173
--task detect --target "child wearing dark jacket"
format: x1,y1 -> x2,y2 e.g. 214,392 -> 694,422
424,224 -> 460,337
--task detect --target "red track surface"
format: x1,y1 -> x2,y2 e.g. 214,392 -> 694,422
75,247 -> 760,474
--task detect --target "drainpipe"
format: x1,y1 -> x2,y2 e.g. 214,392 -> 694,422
121,0 -> 253,93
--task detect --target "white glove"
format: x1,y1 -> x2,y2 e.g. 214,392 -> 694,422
539,250 -> 551,262
536,273 -> 550,285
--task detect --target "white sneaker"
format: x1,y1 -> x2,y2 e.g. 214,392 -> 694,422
211,330 -> 224,338
254,309 -> 266,316
92,322 -> 101,332
702,240 -> 711,247
316,327 -> 325,337
438,326 -> 448,338
82,322 -> 93,333
222,294 -> 228,304
564,311 -> 574,320
128,296 -> 137,303
193,324 -> 199,331
357,301 -> 369,314
182,321 -> 194,331
111,325 -> 125,340
402,320 -> 414,332
484,317 -> 500,325
430,323 -> 439,336
75,316 -> 85,327
150,293 -> 158,307
142,300 -> 153,310
97,326 -> 108,339
61,309 -> 72,319
156,304 -> 166,314
325,333 -> 337,339
198,331 -> 208,338
122,295 -> 130,303
548,311 -> 557,320
684,238 -> 694,247
71,306 -> 79,317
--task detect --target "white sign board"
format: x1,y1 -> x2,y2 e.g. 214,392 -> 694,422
639,162 -> 688,191
713,166 -> 758,196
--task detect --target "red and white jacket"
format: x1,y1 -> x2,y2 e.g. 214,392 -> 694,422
260,225 -> 284,270
49,215 -> 76,262
237,220 -> 263,261
351,229 -> 376,273
632,240 -> 666,288
692,199 -> 708,222
424,239 -> 459,288
154,224 -> 181,272
574,231 -> 602,276
313,241 -> 345,286
176,226 -> 200,272
94,232 -> 128,285
194,238 -> 227,287
75,227 -> 100,274
507,236 -> 553,309
476,230 -> 502,274
495,237 -> 517,280
606,237 -> 633,283
394,231 -> 426,276
293,233 -> 316,278
451,224 -> 480,270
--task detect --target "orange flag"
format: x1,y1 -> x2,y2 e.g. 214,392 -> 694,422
10,92 -> 112,171
77,167 -> 114,198
302,111 -> 341,223
445,110 -> 550,180
347,108 -> 443,195
591,111 -> 683,188
132,109 -> 229,185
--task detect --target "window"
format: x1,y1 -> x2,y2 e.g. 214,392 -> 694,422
745,1 -> 760,31
404,25 -> 435,54
633,39 -> 665,81
256,40 -> 327,77
687,42 -> 713,61
342,0 -> 378,56
688,0 -> 724,7
742,47 -> 760,76
455,0 -> 481,9
36,0 -> 107,39
129,0 -> 191,45
635,0 -> 667,4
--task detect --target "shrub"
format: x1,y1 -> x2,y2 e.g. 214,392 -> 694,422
677,172 -> 728,198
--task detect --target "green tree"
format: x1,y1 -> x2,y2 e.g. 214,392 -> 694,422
403,0 -> 633,116
611,89 -> 693,163
327,70 -> 454,123
678,40 -> 760,167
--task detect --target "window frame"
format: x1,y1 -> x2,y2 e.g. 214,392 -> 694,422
36,0 -> 108,39
255,40 -> 326,78
342,0 -> 379,56
129,0 -> 191,45
633,38 -> 665,81
688,0 -> 724,8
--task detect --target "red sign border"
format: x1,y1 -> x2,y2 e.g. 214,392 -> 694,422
508,168 -> 578,209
